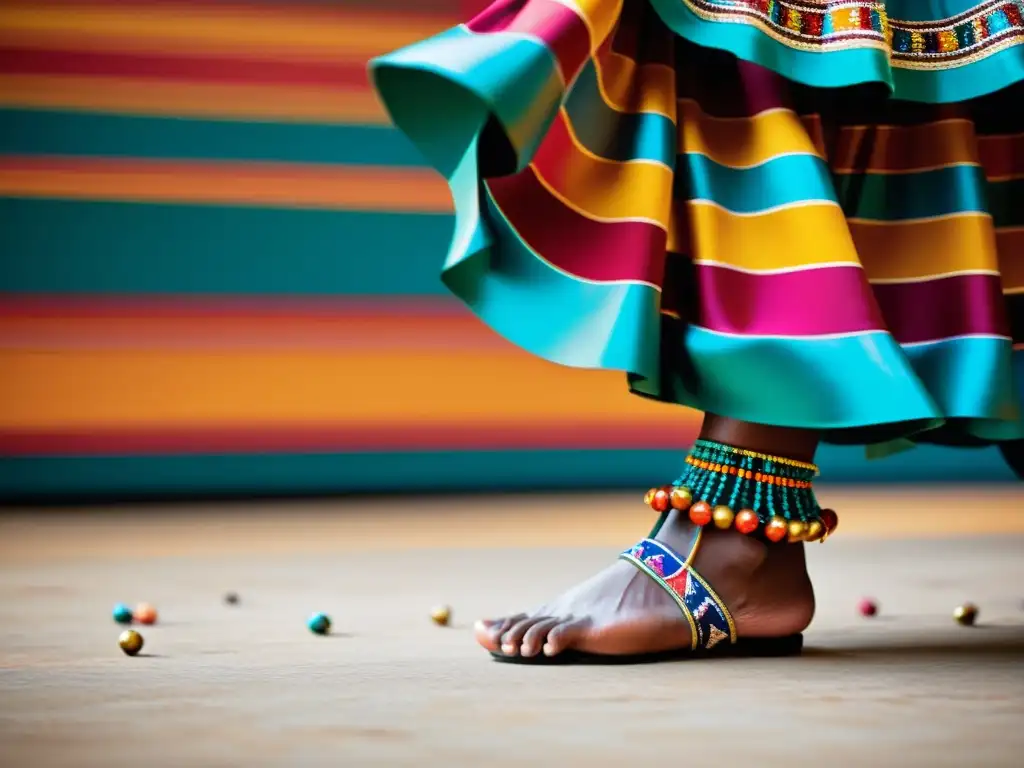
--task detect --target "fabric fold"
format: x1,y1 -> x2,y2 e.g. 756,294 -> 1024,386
369,0 -> 1024,449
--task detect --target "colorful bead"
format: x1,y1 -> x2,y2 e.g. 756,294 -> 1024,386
953,603 -> 979,626
663,440 -> 835,544
819,508 -> 839,537
643,488 -> 657,506
787,520 -> 807,542
651,488 -> 671,513
670,486 -> 693,511
112,603 -> 133,625
858,598 -> 879,618
683,457 -> 812,488
689,501 -> 712,526
118,629 -> 144,656
734,509 -> 759,535
691,439 -> 819,474
134,603 -> 158,625
712,505 -> 735,530
764,516 -> 789,543
805,520 -> 824,542
308,612 -> 332,635
430,605 -> 451,626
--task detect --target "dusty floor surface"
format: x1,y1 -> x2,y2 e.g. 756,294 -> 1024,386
1,487 -> 1023,767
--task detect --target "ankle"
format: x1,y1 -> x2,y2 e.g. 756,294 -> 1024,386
700,414 -> 819,463
656,515 -> 814,627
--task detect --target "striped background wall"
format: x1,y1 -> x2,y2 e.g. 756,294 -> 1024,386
0,0 -> 1015,500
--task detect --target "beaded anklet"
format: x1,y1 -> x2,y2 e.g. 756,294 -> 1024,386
643,439 -> 839,543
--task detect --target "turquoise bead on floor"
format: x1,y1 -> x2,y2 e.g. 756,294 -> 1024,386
112,603 -> 133,624
307,612 -> 331,636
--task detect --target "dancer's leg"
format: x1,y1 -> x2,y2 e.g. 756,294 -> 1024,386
474,415 -> 819,659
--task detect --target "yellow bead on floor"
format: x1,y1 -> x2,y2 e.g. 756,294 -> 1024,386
430,605 -> 451,626
953,603 -> 979,626
118,630 -> 144,656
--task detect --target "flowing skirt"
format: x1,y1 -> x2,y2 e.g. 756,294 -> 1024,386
370,0 -> 1024,451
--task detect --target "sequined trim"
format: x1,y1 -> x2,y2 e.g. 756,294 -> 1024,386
679,0 -> 1024,69
890,0 -> 1024,69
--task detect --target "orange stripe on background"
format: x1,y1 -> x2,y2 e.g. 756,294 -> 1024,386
0,312 -> 498,351
0,349 -> 691,430
0,75 -> 387,123
0,29 -> 380,66
0,421 -> 702,455
0,156 -> 453,212
0,4 -> 451,60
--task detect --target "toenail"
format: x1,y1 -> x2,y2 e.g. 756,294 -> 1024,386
501,643 -> 516,655
543,643 -> 555,656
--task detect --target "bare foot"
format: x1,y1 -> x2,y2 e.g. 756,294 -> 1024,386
474,509 -> 815,659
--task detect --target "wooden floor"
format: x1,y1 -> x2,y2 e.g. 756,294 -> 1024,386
1,487 -> 1023,767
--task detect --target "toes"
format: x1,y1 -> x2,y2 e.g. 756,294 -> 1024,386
520,617 -> 563,657
543,617 -> 591,657
501,616 -> 550,656
475,613 -> 591,657
473,614 -> 526,652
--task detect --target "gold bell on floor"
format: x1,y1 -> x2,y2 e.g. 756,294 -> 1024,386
430,605 -> 451,626
953,603 -> 979,626
118,629 -> 144,656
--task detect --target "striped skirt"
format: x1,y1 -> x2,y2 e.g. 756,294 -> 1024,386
371,0 -> 1024,450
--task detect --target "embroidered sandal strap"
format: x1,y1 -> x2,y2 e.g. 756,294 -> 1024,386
619,535 -> 737,651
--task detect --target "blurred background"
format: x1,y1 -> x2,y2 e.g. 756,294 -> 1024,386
0,0 -> 1020,502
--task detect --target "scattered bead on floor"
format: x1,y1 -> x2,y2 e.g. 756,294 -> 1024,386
857,598 -> 878,617
431,605 -> 451,626
112,603 -> 133,624
134,603 -> 158,625
111,589 -> 987,661
118,630 -> 144,656
953,603 -> 979,626
307,612 -> 332,635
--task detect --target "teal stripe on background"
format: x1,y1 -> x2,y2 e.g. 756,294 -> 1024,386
0,445 -> 1016,501
680,152 -> 835,212
834,164 -> 988,221
989,178 -> 1024,229
0,109 -> 425,166
0,199 -> 453,295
